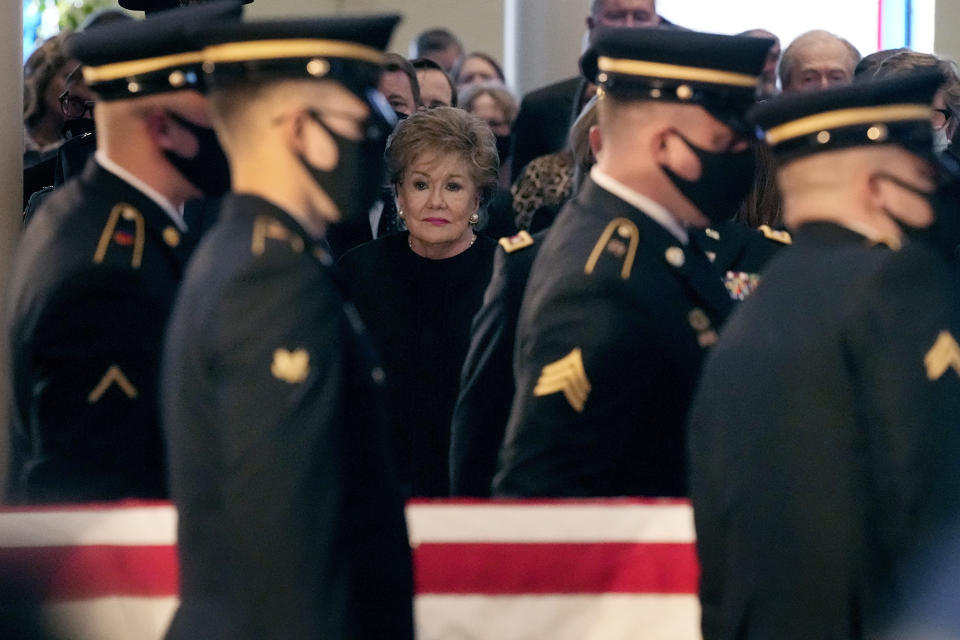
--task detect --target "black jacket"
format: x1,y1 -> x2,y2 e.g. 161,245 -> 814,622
6,159 -> 193,503
510,76 -> 587,182
688,223 -> 960,639
162,194 -> 414,640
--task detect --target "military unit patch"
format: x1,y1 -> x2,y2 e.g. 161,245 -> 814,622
534,347 -> 592,413
499,230 -> 535,253
724,271 -> 761,300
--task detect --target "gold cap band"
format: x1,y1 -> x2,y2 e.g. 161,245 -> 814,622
203,39 -> 383,66
764,104 -> 932,145
596,56 -> 758,88
83,50 -> 204,84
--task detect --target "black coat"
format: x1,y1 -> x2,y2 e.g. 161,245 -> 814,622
688,223 -> 960,640
493,178 -> 735,497
510,76 -> 587,183
338,232 -> 496,497
449,230 -> 544,497
6,159 -> 193,503
162,195 -> 413,640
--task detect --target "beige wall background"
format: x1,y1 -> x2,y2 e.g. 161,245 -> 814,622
248,0 -> 505,64
935,3 -> 960,64
246,0 -> 588,95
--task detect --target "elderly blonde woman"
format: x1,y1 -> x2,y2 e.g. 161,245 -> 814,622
338,107 -> 498,497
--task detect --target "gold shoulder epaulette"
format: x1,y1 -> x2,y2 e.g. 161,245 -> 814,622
585,217 -> 639,280
251,215 -> 305,256
758,224 -> 792,245
94,203 -> 145,269
499,230 -> 535,254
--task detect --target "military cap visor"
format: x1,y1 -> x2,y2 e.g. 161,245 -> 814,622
581,28 -> 772,131
750,69 -> 945,166
195,15 -> 399,98
118,0 -> 252,10
70,0 -> 244,99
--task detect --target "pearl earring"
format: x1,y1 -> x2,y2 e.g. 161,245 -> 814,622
397,208 -> 405,219
469,212 -> 479,225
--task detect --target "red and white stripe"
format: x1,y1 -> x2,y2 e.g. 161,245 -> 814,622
0,499 -> 701,640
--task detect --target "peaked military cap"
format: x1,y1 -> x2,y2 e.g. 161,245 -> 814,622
194,15 -> 400,100
119,0 -> 252,15
70,0 -> 244,100
749,69 -> 945,163
580,27 -> 773,131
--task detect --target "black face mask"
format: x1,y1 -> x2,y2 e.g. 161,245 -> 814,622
660,130 -> 756,225
163,112 -> 231,198
298,109 -> 391,224
876,172 -> 960,260
495,134 -> 512,162
61,117 -> 96,140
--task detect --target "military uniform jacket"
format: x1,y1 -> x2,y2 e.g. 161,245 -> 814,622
162,195 -> 413,640
450,230 -> 543,496
6,159 -> 192,503
688,223 -> 960,639
493,178 -> 734,497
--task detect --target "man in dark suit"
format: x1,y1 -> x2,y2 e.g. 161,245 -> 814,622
5,2 -> 240,503
688,71 -> 960,639
510,0 -> 667,181
492,28 -> 772,498
162,15 -> 413,640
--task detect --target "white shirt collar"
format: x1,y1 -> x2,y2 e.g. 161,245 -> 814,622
95,151 -> 187,231
591,166 -> 688,244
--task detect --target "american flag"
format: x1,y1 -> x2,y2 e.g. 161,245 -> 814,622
0,499 -> 700,639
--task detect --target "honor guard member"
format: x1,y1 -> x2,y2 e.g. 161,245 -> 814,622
450,229 -> 543,496
492,28 -> 771,497
688,71 -> 960,639
4,1 -> 241,503
161,16 -> 413,640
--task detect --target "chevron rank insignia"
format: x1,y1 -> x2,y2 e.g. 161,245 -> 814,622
924,331 -> 960,381
758,225 -> 792,245
499,230 -> 535,253
533,348 -> 591,412
724,271 -> 761,300
88,365 -> 138,403
271,348 -> 310,384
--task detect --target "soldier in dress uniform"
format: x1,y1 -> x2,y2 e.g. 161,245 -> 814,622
4,1 -> 241,504
491,28 -> 772,498
161,15 -> 413,640
688,70 -> 960,639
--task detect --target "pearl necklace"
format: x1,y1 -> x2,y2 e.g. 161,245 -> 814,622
408,233 -> 477,252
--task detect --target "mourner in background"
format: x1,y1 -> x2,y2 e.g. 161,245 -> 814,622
5,1 -> 241,504
162,14 -> 414,640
